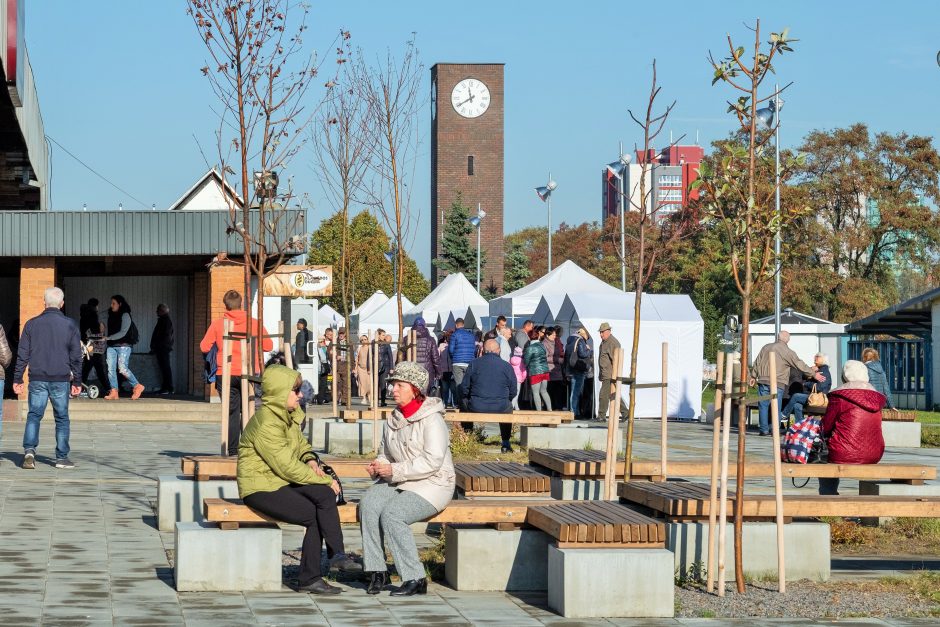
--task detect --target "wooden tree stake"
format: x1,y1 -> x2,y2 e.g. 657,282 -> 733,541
220,319 -> 232,456
331,338 -> 338,417
660,342 -> 669,481
240,333 -> 251,428
769,353 -> 787,592
372,337 -> 380,451
717,351 -> 734,596
603,347 -> 624,500
706,352 -> 724,593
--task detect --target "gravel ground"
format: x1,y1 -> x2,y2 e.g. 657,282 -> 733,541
676,580 -> 940,619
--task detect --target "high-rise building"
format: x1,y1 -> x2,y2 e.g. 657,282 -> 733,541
602,144 -> 703,222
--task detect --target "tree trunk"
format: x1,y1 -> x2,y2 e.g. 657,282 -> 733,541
624,223 -> 646,479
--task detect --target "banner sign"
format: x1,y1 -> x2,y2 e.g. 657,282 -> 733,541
264,265 -> 333,297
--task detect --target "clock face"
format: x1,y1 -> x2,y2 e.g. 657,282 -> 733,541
451,78 -> 490,118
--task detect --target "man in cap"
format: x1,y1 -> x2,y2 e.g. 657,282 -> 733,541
596,322 -> 627,423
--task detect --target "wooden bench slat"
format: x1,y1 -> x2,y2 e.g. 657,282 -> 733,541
629,459 -> 936,482
181,456 -> 375,480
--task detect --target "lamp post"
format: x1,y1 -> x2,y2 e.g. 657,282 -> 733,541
468,203 -> 486,292
607,143 -> 632,291
383,245 -> 398,295
535,174 -> 558,272
757,86 -> 783,337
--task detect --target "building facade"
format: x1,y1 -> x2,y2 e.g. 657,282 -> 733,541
602,144 -> 703,222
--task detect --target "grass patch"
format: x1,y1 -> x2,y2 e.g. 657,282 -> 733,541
915,410 -> 940,425
826,516 -> 940,555
923,424 -> 940,448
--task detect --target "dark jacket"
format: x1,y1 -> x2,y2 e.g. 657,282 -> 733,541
378,342 -> 393,374
13,308 -> 82,384
803,364 -> 832,394
544,337 -> 564,382
78,305 -> 102,341
564,335 -> 592,377
822,386 -> 886,465
294,328 -> 312,364
150,313 -> 174,353
414,326 -> 441,382
523,340 -> 549,377
865,360 -> 894,409
107,311 -> 134,347
459,352 -> 517,414
448,327 -> 476,365
0,324 -> 12,380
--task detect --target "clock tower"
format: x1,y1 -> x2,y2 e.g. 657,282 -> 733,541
430,63 -> 505,291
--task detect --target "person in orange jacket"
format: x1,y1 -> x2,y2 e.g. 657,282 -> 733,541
200,290 -> 273,455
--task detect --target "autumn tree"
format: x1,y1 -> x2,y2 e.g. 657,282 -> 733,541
434,192 -> 485,281
505,222 -> 621,286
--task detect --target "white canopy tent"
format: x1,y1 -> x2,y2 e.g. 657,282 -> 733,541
353,290 -> 389,320
404,273 -> 487,329
531,293 -> 569,327
318,303 -> 341,332
551,291 -> 704,420
489,260 -> 625,326
356,293 -> 415,340
463,305 -> 491,331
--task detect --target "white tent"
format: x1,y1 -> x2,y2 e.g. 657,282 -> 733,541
749,309 -> 847,379
356,293 -> 415,340
354,290 -> 389,320
489,260 -> 624,325
531,293 -> 569,326
551,291 -> 704,420
404,273 -> 488,328
318,303 -> 341,331
463,305 -> 491,331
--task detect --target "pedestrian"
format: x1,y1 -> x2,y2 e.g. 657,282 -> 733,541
355,335 -> 372,406
0,321 -> 12,441
377,329 -> 393,407
565,327 -> 593,419
294,318 -> 313,365
335,327 -> 350,406
237,365 -> 359,594
513,320 -> 533,353
597,322 -> 627,422
544,326 -> 566,411
509,346 -> 527,410
781,353 -> 832,424
437,333 -> 455,408
497,326 -> 512,362
13,287 -> 82,469
749,331 -> 821,435
460,339 -> 518,452
316,329 -> 333,405
861,348 -> 898,414
78,298 -> 110,397
361,362 -> 455,596
412,318 -> 441,394
448,317 -> 475,428
150,303 -> 174,394
523,329 -> 552,411
103,295 -> 145,400
199,290 -> 273,456
484,315 -> 508,342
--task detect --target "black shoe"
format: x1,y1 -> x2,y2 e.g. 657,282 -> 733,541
367,571 -> 388,595
390,578 -> 427,596
298,578 -> 341,595
331,555 -> 363,573
758,431 -> 771,437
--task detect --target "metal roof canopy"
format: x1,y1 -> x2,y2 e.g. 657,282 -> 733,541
752,307 -> 837,326
0,209 -> 305,257
845,286 -> 940,338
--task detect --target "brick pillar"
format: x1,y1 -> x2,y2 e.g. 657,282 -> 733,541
191,271 -> 209,398
18,257 -> 57,400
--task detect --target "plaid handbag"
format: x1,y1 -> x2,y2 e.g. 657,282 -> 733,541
780,415 -> 823,464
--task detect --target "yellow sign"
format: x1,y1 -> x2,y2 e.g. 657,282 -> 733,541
264,265 -> 333,297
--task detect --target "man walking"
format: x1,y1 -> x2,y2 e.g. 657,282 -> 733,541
150,304 -> 174,394
376,329 -> 393,407
596,322 -> 627,423
459,339 -> 518,453
13,287 -> 82,469
749,330 -> 821,436
449,318 -> 476,429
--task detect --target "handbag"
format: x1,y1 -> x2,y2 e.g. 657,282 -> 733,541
780,415 -> 823,464
807,384 -> 828,408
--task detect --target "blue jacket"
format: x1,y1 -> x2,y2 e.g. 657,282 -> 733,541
564,335 -> 593,376
13,308 -> 82,384
459,353 -> 517,414
803,364 -> 831,394
866,360 -> 894,409
448,328 -> 477,365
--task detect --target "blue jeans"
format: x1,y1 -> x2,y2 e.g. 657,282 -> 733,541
23,380 -> 71,459
569,375 -> 586,417
106,345 -> 139,390
782,392 -> 809,423
757,383 -> 784,434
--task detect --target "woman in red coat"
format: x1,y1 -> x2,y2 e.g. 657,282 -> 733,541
818,359 -> 886,495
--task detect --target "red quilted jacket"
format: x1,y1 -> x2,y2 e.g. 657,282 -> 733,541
821,387 -> 886,464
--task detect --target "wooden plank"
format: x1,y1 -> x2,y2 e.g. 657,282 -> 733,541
556,541 -> 664,549
445,413 -> 562,426
628,460 -> 936,482
182,455 -> 374,480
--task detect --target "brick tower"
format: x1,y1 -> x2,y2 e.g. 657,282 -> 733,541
430,63 -> 504,291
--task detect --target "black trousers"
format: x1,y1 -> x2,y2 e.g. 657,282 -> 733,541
548,380 -> 566,411
154,349 -> 173,392
243,483 -> 344,585
215,376 -> 242,456
378,371 -> 388,406
82,354 -> 110,393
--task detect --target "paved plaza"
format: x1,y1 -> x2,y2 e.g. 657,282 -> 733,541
0,417 -> 937,626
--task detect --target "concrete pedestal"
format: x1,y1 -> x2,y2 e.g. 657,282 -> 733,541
550,478 -> 606,501
324,420 -> 385,454
157,475 -> 240,532
174,522 -> 282,591
547,546 -> 674,618
858,480 -> 940,525
520,424 -> 622,451
444,526 -> 550,591
668,521 -> 830,582
306,418 -> 329,451
882,421 -> 921,448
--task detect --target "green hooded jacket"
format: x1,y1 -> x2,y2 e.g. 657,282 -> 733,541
237,365 -> 331,498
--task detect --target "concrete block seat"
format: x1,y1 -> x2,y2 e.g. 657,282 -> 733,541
521,424 -> 620,450
882,421 -> 922,448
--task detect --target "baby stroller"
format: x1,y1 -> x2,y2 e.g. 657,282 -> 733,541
80,334 -> 107,399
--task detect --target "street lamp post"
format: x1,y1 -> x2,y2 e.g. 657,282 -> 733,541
757,86 -> 783,337
468,203 -> 486,292
535,174 -> 558,273
607,144 -> 632,292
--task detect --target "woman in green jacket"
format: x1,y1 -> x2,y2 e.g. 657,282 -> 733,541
238,365 -> 358,594
523,329 -> 552,411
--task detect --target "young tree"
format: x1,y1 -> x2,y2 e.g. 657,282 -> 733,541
503,241 -> 531,293
188,0 -> 342,370
434,192 -> 485,280
698,20 -> 801,592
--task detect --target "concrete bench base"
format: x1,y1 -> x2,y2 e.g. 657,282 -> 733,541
157,475 -> 239,532
550,477 -> 606,501
324,420 -> 385,454
174,522 -> 282,592
668,521 -> 830,582
882,421 -> 921,448
548,546 -> 674,618
520,424 -> 622,450
858,480 -> 940,525
444,526 -> 549,591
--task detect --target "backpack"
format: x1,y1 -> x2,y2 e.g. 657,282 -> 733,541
125,320 -> 140,346
780,415 -> 825,464
567,338 -> 588,373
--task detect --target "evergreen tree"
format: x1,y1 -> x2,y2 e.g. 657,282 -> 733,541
434,192 -> 484,278
503,241 -> 531,292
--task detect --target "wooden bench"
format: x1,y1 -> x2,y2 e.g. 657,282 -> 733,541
629,459 -> 936,485
455,462 -> 551,496
340,409 -> 570,425
528,448 -> 624,479
618,480 -> 940,521
180,455 -> 373,481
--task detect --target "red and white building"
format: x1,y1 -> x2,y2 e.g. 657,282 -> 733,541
602,144 -> 703,221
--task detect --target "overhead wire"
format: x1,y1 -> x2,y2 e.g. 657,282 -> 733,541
45,134 -> 149,209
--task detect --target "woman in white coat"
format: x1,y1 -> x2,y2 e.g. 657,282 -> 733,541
361,361 -> 455,596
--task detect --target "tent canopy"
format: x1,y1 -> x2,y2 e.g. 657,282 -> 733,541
353,290 -> 389,320
404,273 -> 487,328
317,304 -> 341,331
355,293 -> 415,340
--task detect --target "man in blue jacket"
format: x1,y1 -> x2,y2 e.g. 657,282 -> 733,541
460,339 -> 518,452
449,318 -> 477,432
13,287 -> 83,470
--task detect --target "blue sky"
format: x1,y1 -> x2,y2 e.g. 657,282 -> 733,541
27,1 -> 940,275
